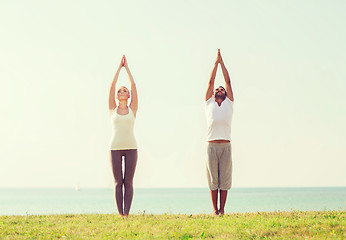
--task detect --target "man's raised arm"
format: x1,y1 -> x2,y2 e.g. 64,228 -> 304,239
205,53 -> 219,101
218,50 -> 234,101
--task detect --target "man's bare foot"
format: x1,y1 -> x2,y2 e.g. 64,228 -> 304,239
219,209 -> 225,215
213,209 -> 219,215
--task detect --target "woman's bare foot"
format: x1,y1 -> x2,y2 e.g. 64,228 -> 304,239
219,209 -> 225,215
213,209 -> 219,215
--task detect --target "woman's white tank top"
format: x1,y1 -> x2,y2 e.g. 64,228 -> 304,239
110,107 -> 137,150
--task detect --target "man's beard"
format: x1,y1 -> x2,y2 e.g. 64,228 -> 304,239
215,93 -> 226,101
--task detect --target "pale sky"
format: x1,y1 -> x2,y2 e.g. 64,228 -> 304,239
0,0 -> 345,188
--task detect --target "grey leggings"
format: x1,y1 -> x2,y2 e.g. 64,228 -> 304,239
110,149 -> 137,215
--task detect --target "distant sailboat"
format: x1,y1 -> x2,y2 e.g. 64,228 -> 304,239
75,182 -> 80,191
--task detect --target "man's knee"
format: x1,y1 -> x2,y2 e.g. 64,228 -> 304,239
219,178 -> 232,190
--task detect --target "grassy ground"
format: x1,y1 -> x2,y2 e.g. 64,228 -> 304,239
0,211 -> 344,239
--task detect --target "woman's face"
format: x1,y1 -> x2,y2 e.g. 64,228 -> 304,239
117,87 -> 130,100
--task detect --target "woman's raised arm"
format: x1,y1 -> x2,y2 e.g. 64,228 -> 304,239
123,56 -> 138,117
108,58 -> 124,113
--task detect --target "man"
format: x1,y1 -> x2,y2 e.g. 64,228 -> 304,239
205,49 -> 234,215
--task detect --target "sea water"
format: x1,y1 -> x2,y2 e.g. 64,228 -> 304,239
0,187 -> 345,215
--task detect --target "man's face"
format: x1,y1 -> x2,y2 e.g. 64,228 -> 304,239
213,87 -> 226,101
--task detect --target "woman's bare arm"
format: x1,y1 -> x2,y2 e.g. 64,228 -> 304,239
108,58 -> 123,113
124,56 -> 138,117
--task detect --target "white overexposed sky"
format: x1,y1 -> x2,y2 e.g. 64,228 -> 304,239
0,0 -> 345,188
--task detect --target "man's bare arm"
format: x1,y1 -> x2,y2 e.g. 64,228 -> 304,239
205,54 -> 219,101
219,50 -> 234,101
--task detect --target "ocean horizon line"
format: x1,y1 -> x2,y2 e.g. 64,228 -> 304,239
1,187 -> 344,215
0,186 -> 345,190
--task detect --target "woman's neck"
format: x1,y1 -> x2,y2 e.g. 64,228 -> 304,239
118,100 -> 128,109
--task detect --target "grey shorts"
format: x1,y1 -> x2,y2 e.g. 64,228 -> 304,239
206,142 -> 232,190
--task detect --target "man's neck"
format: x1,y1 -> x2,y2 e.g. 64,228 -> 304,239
215,99 -> 224,106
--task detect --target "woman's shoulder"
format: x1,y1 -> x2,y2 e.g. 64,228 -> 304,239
109,107 -> 117,116
129,106 -> 137,118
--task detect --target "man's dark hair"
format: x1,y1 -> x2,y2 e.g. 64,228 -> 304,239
218,86 -> 227,96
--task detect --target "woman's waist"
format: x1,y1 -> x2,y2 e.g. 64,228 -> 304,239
110,140 -> 137,150
111,133 -> 136,141
111,128 -> 135,135
110,135 -> 136,142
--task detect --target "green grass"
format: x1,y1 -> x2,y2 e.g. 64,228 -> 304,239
0,211 -> 344,239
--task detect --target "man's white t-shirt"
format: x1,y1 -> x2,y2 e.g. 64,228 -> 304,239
205,97 -> 233,141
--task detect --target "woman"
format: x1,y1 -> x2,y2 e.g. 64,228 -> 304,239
108,55 -> 138,217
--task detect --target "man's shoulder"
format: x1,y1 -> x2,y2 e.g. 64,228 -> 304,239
225,97 -> 234,105
205,97 -> 214,105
